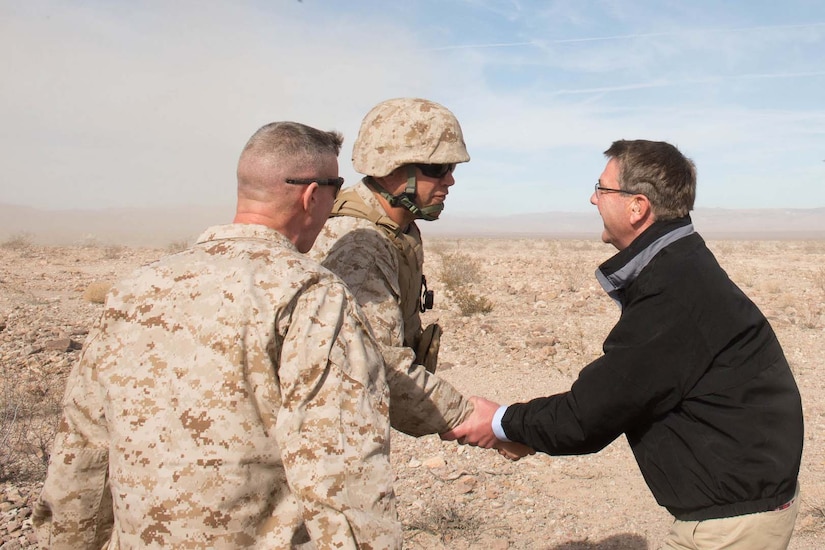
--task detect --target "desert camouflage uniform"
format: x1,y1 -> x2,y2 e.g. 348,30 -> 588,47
311,182 -> 472,437
34,223 -> 401,549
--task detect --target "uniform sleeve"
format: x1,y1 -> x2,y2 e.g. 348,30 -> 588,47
275,281 -> 401,550
502,292 -> 709,454
33,330 -> 114,550
320,229 -> 472,436
320,224 -> 405,347
380,345 -> 474,436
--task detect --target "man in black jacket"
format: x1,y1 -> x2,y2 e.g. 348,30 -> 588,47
442,140 -> 804,549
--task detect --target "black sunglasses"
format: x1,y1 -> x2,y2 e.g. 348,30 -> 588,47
416,163 -> 456,179
285,177 -> 345,192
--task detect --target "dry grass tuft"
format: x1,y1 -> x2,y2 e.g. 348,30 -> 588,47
103,245 -> 125,260
166,239 -> 191,254
1,232 -> 35,250
437,251 -> 494,316
1,380 -> 62,482
82,281 -> 112,304
404,502 -> 483,545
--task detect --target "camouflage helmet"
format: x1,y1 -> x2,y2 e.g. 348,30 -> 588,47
352,98 -> 470,177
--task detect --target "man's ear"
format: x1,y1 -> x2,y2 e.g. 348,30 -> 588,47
629,195 -> 651,224
300,182 -> 319,213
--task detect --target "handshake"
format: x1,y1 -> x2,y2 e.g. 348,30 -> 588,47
441,396 -> 535,461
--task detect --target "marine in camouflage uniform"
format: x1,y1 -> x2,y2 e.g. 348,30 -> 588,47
311,98 -> 473,437
34,122 -> 402,549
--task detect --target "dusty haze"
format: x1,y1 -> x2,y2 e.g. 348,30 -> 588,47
1,203 -> 824,246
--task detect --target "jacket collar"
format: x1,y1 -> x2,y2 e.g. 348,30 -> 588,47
596,216 -> 694,307
195,223 -> 295,249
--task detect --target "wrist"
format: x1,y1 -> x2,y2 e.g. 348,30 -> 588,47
492,405 -> 510,442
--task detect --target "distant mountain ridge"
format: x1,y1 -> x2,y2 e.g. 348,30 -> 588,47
426,207 -> 825,239
0,203 -> 823,247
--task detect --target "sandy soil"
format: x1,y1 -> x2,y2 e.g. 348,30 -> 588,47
2,237 -> 823,549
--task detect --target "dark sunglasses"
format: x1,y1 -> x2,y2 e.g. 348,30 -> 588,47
416,163 -> 456,179
285,177 -> 345,192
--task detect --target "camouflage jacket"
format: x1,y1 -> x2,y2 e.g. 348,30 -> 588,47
34,223 -> 401,549
311,181 -> 472,436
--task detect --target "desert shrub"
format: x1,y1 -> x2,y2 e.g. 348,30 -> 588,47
450,290 -> 494,316
760,280 -> 782,294
167,238 -> 191,253
1,232 -> 35,250
405,502 -> 482,544
566,239 -> 599,252
83,281 -> 112,304
802,240 -> 825,255
104,244 -> 125,260
439,251 -> 481,290
438,252 -> 493,316
0,379 -> 62,482
799,301 -> 823,330
79,235 -> 101,247
817,267 -> 825,295
426,240 -> 450,257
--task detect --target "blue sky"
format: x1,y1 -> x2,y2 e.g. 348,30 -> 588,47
2,0 -> 824,215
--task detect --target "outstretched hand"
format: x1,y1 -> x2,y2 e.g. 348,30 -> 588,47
494,440 -> 536,461
441,396 -> 534,461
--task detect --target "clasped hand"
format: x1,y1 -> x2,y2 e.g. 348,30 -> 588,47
441,396 -> 535,461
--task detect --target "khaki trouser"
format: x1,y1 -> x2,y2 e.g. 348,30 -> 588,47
661,485 -> 800,550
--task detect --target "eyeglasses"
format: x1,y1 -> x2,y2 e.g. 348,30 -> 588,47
285,177 -> 345,195
416,163 -> 456,179
594,181 -> 637,196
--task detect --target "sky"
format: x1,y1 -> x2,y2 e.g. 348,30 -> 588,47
2,0 -> 824,216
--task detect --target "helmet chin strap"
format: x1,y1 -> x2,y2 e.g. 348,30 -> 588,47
368,166 -> 443,221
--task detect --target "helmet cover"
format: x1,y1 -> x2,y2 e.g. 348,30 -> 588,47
352,98 -> 470,177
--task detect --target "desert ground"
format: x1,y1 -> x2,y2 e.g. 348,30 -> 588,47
1,235 -> 824,549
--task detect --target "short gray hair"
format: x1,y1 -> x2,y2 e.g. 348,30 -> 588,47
604,139 -> 696,221
237,122 -> 343,200
242,121 -> 343,169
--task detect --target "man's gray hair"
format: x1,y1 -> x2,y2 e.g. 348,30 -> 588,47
604,140 -> 696,221
237,122 -> 343,200
242,121 -> 344,168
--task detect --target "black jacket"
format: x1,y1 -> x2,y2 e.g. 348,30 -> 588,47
502,217 -> 803,520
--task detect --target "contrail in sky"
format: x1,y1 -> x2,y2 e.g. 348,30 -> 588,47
549,70 -> 825,96
427,21 -> 825,51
